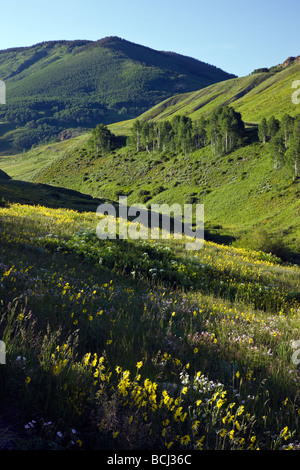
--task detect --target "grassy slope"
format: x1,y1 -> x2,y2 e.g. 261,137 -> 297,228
1,60 -> 300,449
1,132 -> 299,262
1,58 -> 300,262
131,60 -> 300,124
1,200 -> 300,450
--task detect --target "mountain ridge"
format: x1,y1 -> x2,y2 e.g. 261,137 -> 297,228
0,36 -> 236,152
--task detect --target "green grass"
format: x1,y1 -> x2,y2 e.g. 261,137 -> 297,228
0,201 -> 300,450
129,61 -> 300,126
1,40 -> 300,452
2,127 -> 299,263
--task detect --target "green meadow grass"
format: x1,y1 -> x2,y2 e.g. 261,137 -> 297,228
128,60 -> 300,127
1,129 -> 299,263
0,201 -> 300,450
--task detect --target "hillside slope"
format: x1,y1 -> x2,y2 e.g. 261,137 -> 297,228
0,36 -> 235,148
1,56 -> 300,262
1,129 -> 300,263
131,59 -> 300,125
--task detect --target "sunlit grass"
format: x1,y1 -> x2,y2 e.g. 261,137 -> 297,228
0,202 -> 300,450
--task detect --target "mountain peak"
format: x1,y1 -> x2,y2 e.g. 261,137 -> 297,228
0,36 -> 236,150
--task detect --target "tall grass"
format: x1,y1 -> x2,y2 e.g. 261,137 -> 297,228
0,203 -> 300,449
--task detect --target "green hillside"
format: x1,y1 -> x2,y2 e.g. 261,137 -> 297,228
0,37 -> 235,151
132,59 -> 300,125
1,55 -> 300,263
1,51 -> 300,450
1,122 -> 299,263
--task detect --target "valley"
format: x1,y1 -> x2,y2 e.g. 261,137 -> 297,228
0,38 -> 300,452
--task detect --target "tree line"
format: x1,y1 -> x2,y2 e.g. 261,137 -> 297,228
129,106 -> 245,157
258,114 -> 300,178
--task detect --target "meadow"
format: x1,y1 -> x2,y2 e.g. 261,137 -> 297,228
0,201 -> 300,450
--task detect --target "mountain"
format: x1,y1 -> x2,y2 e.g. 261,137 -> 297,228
0,36 -> 235,151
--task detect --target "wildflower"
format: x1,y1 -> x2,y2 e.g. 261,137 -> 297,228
192,421 -> 200,432
83,353 -> 91,366
196,436 -> 205,450
174,407 -> 183,421
229,430 -> 235,440
25,376 -> 31,384
216,398 -> 226,409
220,429 -> 226,438
180,435 -> 191,445
92,354 -> 97,367
136,361 -> 143,369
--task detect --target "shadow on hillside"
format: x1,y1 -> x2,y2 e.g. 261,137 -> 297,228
0,178 -> 107,213
0,177 -> 237,248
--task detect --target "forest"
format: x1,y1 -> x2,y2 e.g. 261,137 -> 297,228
258,113 -> 300,177
128,106 -> 246,157
87,107 -> 300,183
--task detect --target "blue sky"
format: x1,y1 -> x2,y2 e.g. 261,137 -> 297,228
1,0 -> 300,77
